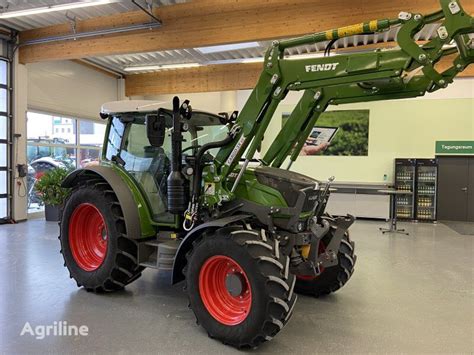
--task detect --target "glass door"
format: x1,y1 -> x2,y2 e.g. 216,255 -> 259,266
395,159 -> 416,220
415,159 -> 438,221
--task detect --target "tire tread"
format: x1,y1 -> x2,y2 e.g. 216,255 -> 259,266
185,227 -> 297,349
59,179 -> 143,292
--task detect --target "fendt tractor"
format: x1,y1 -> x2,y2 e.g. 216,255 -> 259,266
60,0 -> 474,348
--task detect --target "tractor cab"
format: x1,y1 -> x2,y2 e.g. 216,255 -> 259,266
100,100 -> 230,222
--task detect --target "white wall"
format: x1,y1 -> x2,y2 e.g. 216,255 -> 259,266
143,78 -> 474,184
238,78 -> 474,183
27,60 -> 120,120
12,57 -> 28,221
11,60 -> 120,221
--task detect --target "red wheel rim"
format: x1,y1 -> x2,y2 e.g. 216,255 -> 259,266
68,203 -> 108,271
296,242 -> 326,281
199,255 -> 252,326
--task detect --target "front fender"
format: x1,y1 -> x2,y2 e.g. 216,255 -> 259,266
62,165 -> 154,239
171,214 -> 251,284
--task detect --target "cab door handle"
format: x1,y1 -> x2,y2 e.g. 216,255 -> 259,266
461,187 -> 468,192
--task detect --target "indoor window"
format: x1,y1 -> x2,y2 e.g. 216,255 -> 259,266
27,112 -> 77,145
27,111 -> 105,214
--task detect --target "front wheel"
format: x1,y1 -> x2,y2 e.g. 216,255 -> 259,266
185,227 -> 297,349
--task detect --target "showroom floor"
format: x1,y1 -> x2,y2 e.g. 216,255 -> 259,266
1,219 -> 473,354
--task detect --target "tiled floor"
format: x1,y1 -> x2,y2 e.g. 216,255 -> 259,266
1,219 -> 473,353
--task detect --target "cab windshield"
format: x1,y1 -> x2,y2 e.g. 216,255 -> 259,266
104,110 -> 228,222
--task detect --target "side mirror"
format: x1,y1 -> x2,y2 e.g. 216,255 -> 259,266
146,112 -> 166,147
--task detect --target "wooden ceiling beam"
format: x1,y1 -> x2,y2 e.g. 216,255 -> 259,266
125,57 -> 474,97
125,62 -> 262,96
20,0 -> 474,64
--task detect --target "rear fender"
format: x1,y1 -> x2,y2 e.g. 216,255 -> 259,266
172,214 -> 251,284
62,165 -> 155,239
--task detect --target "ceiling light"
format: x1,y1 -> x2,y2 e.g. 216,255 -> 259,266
0,0 -> 118,19
239,58 -> 264,63
124,63 -> 201,72
206,57 -> 264,65
286,52 -> 328,60
196,42 -> 260,54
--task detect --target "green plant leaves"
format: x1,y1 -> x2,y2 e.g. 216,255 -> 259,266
34,167 -> 72,206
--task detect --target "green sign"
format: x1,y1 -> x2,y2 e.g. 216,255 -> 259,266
436,141 -> 474,155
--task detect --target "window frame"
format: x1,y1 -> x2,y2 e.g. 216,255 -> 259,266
0,55 -> 10,219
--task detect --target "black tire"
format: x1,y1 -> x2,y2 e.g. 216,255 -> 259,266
295,230 -> 356,297
185,227 -> 297,349
59,179 -> 143,292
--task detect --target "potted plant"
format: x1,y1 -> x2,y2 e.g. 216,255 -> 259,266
35,167 -> 71,221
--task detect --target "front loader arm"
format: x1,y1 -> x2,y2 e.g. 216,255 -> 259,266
211,0 -> 473,203
214,17 -> 400,178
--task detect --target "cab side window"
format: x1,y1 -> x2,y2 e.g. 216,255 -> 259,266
121,123 -> 172,221
105,118 -> 125,161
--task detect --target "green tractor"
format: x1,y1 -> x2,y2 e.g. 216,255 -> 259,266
60,0 -> 474,348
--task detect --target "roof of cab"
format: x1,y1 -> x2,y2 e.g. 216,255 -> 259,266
100,100 -> 227,126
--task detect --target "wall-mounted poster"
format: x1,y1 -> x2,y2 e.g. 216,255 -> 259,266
282,109 -> 370,156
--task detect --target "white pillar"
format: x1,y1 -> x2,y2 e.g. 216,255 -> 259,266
117,77 -> 127,100
12,54 -> 28,221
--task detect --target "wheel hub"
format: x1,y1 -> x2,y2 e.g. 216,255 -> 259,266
199,255 -> 251,326
225,272 -> 245,297
68,203 -> 108,272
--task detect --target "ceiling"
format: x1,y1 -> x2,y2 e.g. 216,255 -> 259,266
0,1 -> 441,75
0,0 -> 184,31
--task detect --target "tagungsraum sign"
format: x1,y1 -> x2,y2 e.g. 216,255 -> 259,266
436,141 -> 474,155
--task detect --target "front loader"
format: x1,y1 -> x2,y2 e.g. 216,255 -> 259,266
59,0 -> 474,348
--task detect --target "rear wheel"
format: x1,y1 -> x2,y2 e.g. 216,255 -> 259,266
185,227 -> 297,349
59,180 -> 143,292
295,230 -> 356,297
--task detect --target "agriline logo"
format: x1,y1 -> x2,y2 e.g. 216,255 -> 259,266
20,321 -> 89,340
305,63 -> 340,73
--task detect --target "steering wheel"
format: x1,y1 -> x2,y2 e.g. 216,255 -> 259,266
182,145 -> 202,154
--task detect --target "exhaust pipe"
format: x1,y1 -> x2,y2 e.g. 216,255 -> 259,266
167,96 -> 188,213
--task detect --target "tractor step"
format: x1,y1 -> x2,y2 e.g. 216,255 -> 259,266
139,261 -> 158,269
144,240 -> 161,247
138,238 -> 180,271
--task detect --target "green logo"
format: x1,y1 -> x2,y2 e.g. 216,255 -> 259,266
436,141 -> 474,154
